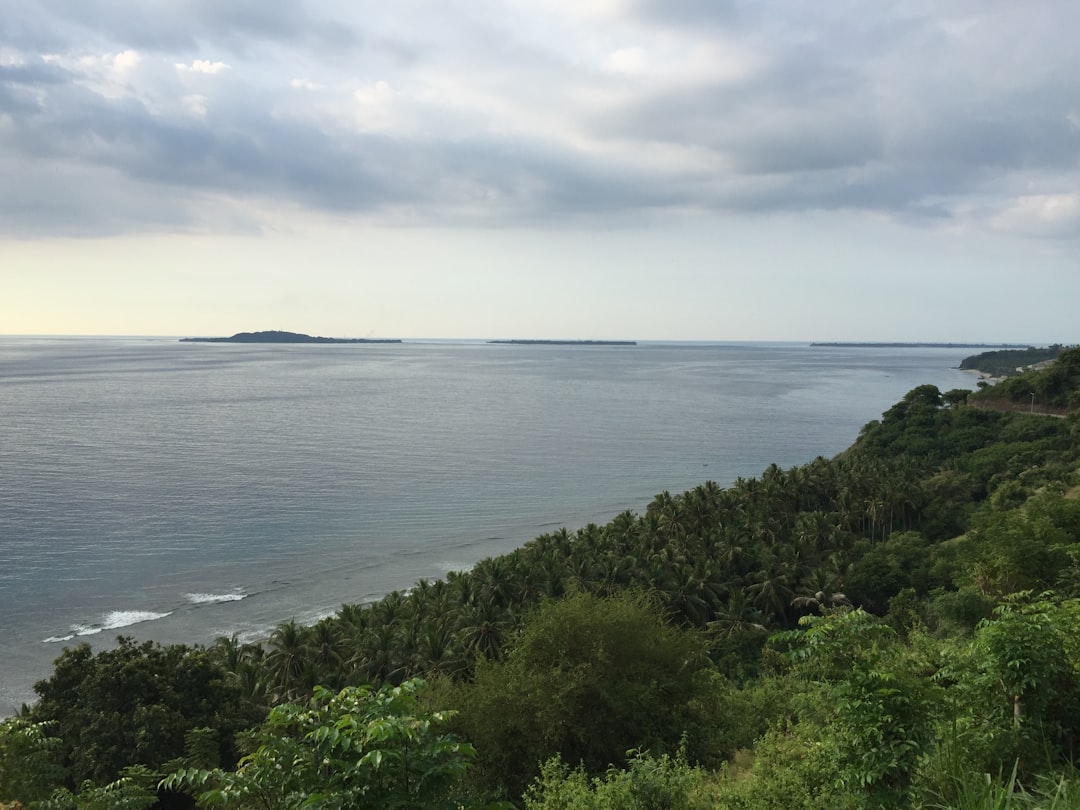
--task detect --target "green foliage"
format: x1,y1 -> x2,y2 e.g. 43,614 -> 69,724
0,718 -> 67,805
956,493 -> 1080,598
36,766 -> 158,810
164,678 -> 487,809
929,595 -> 1080,787
927,587 -> 997,633
855,386 -> 1011,466
959,346 -> 1063,378
971,346 -> 1080,410
712,724 -> 857,810
31,638 -> 259,786
774,609 -> 939,805
524,751 -> 716,810
450,591 -> 711,798
685,671 -> 798,763
845,532 -> 941,612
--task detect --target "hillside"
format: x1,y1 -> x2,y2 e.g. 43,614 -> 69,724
969,345 -> 1080,413
959,345 -> 1064,377
4,351 -> 1080,808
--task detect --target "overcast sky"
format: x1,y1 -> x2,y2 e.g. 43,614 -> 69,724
2,0 -> 1077,341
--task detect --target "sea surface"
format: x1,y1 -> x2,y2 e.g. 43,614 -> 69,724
0,337 -> 976,715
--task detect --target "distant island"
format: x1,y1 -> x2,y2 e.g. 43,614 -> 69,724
810,342 -> 1031,349
487,339 -> 637,346
180,330 -> 401,344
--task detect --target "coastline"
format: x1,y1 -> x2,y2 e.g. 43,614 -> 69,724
962,367 -> 1006,385
0,341 -> 978,719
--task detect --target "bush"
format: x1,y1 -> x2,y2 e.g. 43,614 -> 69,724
450,591 -> 711,798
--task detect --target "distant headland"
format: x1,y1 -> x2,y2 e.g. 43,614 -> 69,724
180,330 -> 401,344
487,339 -> 637,346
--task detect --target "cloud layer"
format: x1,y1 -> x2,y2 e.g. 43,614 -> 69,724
3,0 -> 1078,239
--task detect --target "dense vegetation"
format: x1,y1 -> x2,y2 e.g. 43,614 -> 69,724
969,345 -> 1080,413
3,351 -> 1080,808
959,345 -> 1065,378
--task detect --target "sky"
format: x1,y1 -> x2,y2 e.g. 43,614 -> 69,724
1,0 -> 1078,342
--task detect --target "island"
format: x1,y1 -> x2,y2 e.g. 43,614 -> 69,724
810,342 -> 1030,348
487,339 -> 637,346
180,330 -> 401,344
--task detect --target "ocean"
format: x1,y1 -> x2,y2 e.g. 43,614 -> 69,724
0,337 -> 975,715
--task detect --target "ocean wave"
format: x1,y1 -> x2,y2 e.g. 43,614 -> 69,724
43,610 -> 172,643
184,590 -> 247,605
42,633 -> 75,643
436,561 -> 473,574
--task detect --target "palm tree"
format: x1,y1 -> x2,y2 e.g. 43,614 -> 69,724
337,602 -> 370,633
446,570 -> 479,608
746,564 -> 794,625
471,557 -> 518,608
306,619 -> 347,689
373,590 -> 409,625
707,591 -> 767,639
209,633 -> 248,676
353,623 -> 406,685
264,620 -> 308,700
412,620 -> 464,677
458,597 -> 508,662
605,510 -> 641,549
791,568 -> 852,613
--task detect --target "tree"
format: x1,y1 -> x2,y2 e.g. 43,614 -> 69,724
943,388 -> 970,408
449,591 -> 711,799
524,751 -> 715,810
774,609 -> 938,804
164,679 -> 490,810
938,595 -> 1080,778
31,639 -> 258,787
0,718 -> 68,805
263,621 -> 309,701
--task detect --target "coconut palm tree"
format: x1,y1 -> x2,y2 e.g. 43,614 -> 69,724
707,591 -> 767,639
306,619 -> 348,689
791,568 -> 852,613
264,620 -> 308,700
458,597 -> 508,662
746,564 -> 794,625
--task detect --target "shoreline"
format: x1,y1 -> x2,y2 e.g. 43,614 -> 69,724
961,367 -> 1006,385
0,343 -> 977,719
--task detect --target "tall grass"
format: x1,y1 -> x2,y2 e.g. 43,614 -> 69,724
922,761 -> 1080,810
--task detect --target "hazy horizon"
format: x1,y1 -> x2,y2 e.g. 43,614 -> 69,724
0,334 -> 1064,347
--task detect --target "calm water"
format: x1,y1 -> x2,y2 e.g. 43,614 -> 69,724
0,337 -> 974,714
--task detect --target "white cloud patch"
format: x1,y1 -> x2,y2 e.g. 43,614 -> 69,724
351,80 -> 397,133
38,48 -> 146,100
1,48 -> 27,66
603,47 -> 647,75
175,59 -> 231,75
992,193 -> 1080,239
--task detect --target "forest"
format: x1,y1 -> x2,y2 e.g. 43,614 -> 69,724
3,346 -> 1080,809
959,346 -> 1065,379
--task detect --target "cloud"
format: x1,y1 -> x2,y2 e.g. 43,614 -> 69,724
991,194 -> 1080,239
176,60 -> 230,75
182,94 -> 208,117
0,0 -> 1076,240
